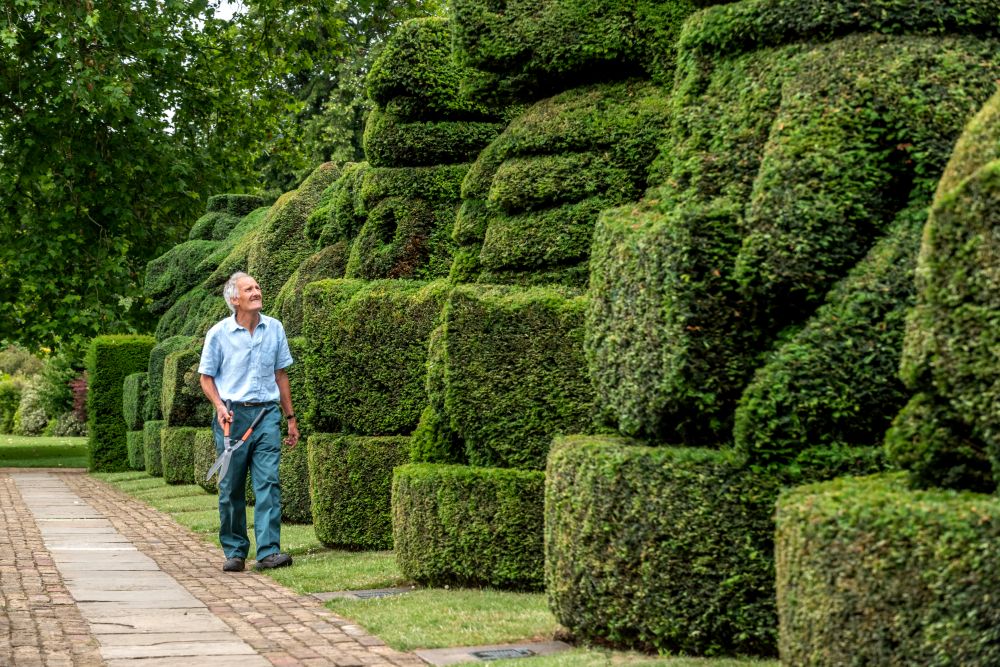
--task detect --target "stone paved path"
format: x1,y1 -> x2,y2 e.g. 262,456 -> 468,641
0,469 -> 426,667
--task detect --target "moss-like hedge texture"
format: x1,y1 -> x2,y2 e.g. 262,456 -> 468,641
305,162 -> 370,251
126,430 -> 145,471
122,372 -> 148,431
393,463 -> 544,590
194,427 -> 219,493
143,420 -> 165,477
587,19 -> 1000,444
160,426 -> 198,485
303,279 -> 449,435
188,211 -> 239,242
545,435 -> 886,656
888,90 -> 1000,492
776,473 -> 1000,665
277,336 -> 311,524
363,109 -> 502,169
451,0 -> 700,99
271,245 -> 351,337
161,347 -> 211,428
345,165 -> 469,281
454,80 -> 671,286
308,433 -> 409,550
201,206 -> 271,291
207,193 -> 266,218
432,284 -> 593,470
86,335 -> 155,472
144,240 -> 220,316
143,335 -> 194,421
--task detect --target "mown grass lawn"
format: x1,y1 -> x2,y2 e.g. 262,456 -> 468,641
0,434 -> 88,467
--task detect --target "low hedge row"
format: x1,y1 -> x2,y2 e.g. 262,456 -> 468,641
126,430 -> 145,471
776,473 -> 1000,665
161,426 -> 199,485
302,279 -> 448,435
86,335 -> 156,472
545,435 -> 885,656
363,109 -> 503,168
308,433 -> 409,550
430,284 -> 593,470
161,348 -> 211,428
393,463 -> 544,590
144,336 -> 194,421
143,420 -> 165,477
122,372 -> 148,431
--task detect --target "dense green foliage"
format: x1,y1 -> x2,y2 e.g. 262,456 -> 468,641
188,212 -> 239,243
160,426 -> 198,485
143,419 -> 165,477
302,279 -> 448,435
143,336 -> 194,421
122,372 -> 148,431
588,21 -> 1000,444
776,474 -> 1000,665
278,336 -> 311,524
161,348 -> 211,428
363,109 -> 502,168
85,335 -> 155,472
193,428 -> 219,494
888,90 -> 1000,492
308,433 -> 409,549
454,80 -> 671,286
207,194 -> 266,219
393,463 -> 545,589
545,435 -> 885,656
126,430 -> 145,471
427,284 -> 593,470
143,241 -> 220,316
271,245 -> 352,337
305,162 -> 371,251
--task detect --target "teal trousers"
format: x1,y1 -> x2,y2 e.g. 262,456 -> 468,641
213,403 -> 282,560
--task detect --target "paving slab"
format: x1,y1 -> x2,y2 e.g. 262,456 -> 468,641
105,656 -> 272,667
89,612 -> 233,635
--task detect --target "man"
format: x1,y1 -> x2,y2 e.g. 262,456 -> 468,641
199,271 -> 300,572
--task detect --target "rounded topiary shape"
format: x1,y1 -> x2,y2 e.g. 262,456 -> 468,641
363,109 -> 502,169
393,463 -> 544,590
776,473 -> 1000,666
143,240 -> 219,316
188,211 -> 240,242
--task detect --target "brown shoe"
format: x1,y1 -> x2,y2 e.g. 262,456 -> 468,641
254,553 -> 292,570
223,557 -> 245,572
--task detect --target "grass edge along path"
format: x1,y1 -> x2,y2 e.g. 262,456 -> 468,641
93,470 -> 778,666
0,435 -> 88,468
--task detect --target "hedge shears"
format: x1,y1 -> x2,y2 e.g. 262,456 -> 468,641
206,400 -> 267,482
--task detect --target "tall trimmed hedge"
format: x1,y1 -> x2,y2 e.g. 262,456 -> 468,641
122,372 -> 148,431
776,474 -> 1000,665
545,435 -> 885,656
302,279 -> 449,435
143,240 -> 219,316
194,428 -> 219,493
393,463 -> 544,590
161,426 -> 199,485
272,245 -> 351,337
426,284 -> 593,470
126,430 -> 145,471
161,348 -> 211,428
86,335 -> 155,472
308,433 -> 409,550
363,109 -> 502,169
143,419 -> 165,477
305,161 -> 370,251
143,336 -> 194,421
207,193 -> 266,219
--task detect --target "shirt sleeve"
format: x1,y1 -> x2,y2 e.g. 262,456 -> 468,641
275,324 -> 294,370
198,328 -> 220,376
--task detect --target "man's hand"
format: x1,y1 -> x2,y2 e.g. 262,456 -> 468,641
216,403 -> 233,429
284,420 -> 300,449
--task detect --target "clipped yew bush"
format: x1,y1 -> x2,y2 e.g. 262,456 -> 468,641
126,430 -> 144,470
305,162 -> 370,251
776,474 -> 1000,666
393,463 -> 544,590
86,335 -> 155,472
143,240 -> 219,316
161,348 -> 211,427
143,419 -> 165,477
143,336 -> 194,421
277,336 -> 311,524
193,428 -> 219,493
161,426 -> 199,485
546,435 -> 884,656
308,433 -> 409,550
122,372 -> 147,431
302,279 -> 449,435
272,245 -> 351,337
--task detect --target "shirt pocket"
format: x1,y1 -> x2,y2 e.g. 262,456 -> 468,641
257,337 -> 278,376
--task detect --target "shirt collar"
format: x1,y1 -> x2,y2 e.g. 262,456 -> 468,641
227,313 -> 269,332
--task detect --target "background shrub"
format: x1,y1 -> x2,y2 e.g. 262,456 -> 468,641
161,426 -> 199,485
161,348 -> 211,427
126,430 -> 145,470
13,375 -> 47,436
143,336 -> 194,421
0,376 -> 22,434
308,433 -> 409,549
776,474 -> 1000,666
122,372 -> 148,431
86,335 -> 155,472
393,463 -> 544,590
143,420 -> 165,477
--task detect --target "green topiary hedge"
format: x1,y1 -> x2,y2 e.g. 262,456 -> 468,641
143,419 -> 165,477
246,162 -> 342,299
433,284 -> 593,470
126,430 -> 145,471
200,206 -> 271,288
160,426 -> 198,485
188,211 -> 240,242
277,336 -> 311,524
393,463 -> 545,590
143,335 -> 194,421
122,372 -> 148,431
154,288 -> 226,341
309,433 -> 409,550
161,347 -> 211,428
776,473 -> 1000,665
271,245 -> 351,337
143,240 -> 220,316
545,435 -> 886,656
363,109 -> 503,168
193,427 -> 219,493
207,193 -> 266,219
302,279 -> 449,435
86,335 -> 156,472
305,162 -> 370,251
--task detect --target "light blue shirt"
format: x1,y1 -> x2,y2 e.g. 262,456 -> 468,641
198,313 -> 293,403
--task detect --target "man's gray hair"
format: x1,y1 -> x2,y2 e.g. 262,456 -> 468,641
223,272 -> 250,315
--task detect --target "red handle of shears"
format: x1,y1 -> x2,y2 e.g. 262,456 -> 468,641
223,399 -> 232,438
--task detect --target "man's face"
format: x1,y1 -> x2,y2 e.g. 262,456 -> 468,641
231,276 -> 263,314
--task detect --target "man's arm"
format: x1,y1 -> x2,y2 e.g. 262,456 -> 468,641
200,374 -> 232,428
275,368 -> 300,448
